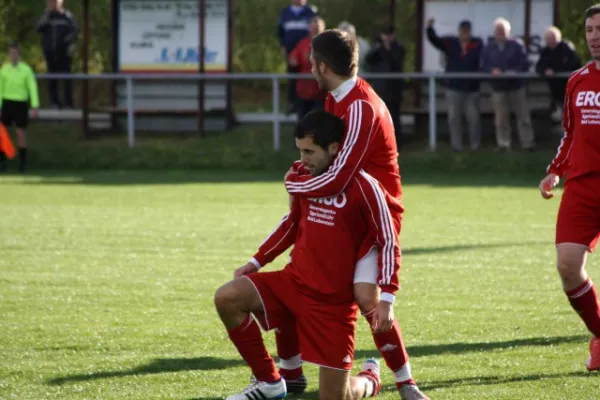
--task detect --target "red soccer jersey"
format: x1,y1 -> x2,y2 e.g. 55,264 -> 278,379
547,62 -> 600,182
252,170 -> 402,302
289,37 -> 326,101
285,77 -> 403,220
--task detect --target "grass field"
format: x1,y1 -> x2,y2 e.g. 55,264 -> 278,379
1,171 -> 598,400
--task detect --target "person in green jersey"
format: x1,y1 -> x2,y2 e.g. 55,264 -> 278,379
0,43 -> 39,172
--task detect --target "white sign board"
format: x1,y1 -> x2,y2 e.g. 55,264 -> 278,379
423,0 -> 554,72
118,0 -> 228,72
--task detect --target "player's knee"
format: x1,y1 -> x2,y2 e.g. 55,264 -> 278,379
354,283 -> 379,313
556,248 -> 585,276
213,282 -> 240,312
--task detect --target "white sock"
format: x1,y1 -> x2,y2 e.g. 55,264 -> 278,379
393,362 -> 412,383
279,354 -> 302,370
363,378 -> 375,397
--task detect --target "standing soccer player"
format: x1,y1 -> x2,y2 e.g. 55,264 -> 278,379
276,29 -> 427,399
539,4 -> 600,371
0,43 -> 39,173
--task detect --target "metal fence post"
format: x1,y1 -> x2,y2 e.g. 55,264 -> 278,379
272,77 -> 281,151
428,75 -> 437,152
126,77 -> 135,148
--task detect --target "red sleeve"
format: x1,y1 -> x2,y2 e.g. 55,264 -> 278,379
288,42 -> 301,64
252,197 -> 301,268
547,75 -> 575,177
285,100 -> 376,197
356,172 -> 400,299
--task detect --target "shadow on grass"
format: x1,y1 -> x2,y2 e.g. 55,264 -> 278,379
402,240 -> 550,256
420,370 -> 593,391
355,335 -> 589,360
47,357 -> 245,385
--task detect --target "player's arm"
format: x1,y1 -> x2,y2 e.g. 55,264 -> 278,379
26,66 -> 40,109
0,67 -> 4,108
285,100 -> 376,198
540,76 -> 575,199
235,196 -> 301,277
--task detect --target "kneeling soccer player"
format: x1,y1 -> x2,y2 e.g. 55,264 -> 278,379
214,110 -> 404,399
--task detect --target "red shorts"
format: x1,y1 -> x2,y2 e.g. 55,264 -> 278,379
246,269 -> 358,370
556,174 -> 600,251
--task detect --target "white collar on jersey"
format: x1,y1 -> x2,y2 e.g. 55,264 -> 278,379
330,76 -> 358,103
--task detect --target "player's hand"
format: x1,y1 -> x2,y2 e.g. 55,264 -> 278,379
539,173 -> 560,199
491,68 -> 503,76
427,18 -> 435,28
31,109 -> 38,119
371,301 -> 394,333
288,56 -> 299,67
234,262 -> 258,279
545,68 -> 555,77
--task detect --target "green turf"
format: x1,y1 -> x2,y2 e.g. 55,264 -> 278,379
0,171 -> 598,400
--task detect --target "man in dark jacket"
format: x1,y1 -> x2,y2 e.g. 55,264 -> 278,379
426,18 -> 483,151
365,26 -> 405,149
536,26 -> 581,122
277,0 -> 318,113
36,0 -> 77,109
481,18 -> 534,151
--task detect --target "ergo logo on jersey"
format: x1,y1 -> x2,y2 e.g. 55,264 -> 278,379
576,91 -> 600,107
308,193 -> 347,208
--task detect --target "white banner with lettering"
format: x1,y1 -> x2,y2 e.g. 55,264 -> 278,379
118,0 -> 228,72
423,0 -> 554,72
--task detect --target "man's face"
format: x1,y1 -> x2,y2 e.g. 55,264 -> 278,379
494,23 -> 508,41
586,14 -> 600,60
48,0 -> 58,10
458,26 -> 471,42
544,30 -> 558,48
310,51 -> 328,91
309,19 -> 324,36
8,48 -> 19,64
291,0 -> 305,6
296,136 -> 338,176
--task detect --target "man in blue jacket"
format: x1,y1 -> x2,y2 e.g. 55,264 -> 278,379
277,0 -> 318,113
426,18 -> 483,151
481,18 -> 535,151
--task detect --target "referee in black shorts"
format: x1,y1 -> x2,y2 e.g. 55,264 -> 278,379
0,43 -> 39,172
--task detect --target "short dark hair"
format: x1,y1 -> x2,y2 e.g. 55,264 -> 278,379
311,29 -> 358,77
585,4 -> 600,19
294,110 -> 345,150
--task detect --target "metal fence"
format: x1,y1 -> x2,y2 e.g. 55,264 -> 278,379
35,72 -> 571,151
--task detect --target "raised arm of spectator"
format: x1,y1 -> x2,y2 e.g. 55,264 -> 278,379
426,26 -> 447,53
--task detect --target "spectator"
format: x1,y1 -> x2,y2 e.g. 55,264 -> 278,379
277,0 -> 318,114
481,18 -> 535,151
0,43 -> 39,173
337,21 -> 371,73
36,0 -> 77,109
426,18 -> 483,152
288,16 -> 326,119
365,26 -> 405,149
536,26 -> 581,122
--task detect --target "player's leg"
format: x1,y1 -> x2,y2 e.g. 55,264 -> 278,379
509,88 -> 535,150
14,101 -> 29,173
446,89 -> 465,152
274,320 -> 306,392
555,177 -> 600,371
464,91 -> 481,151
490,91 -> 511,149
354,248 -> 429,399
319,360 -> 381,400
214,276 -> 286,399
